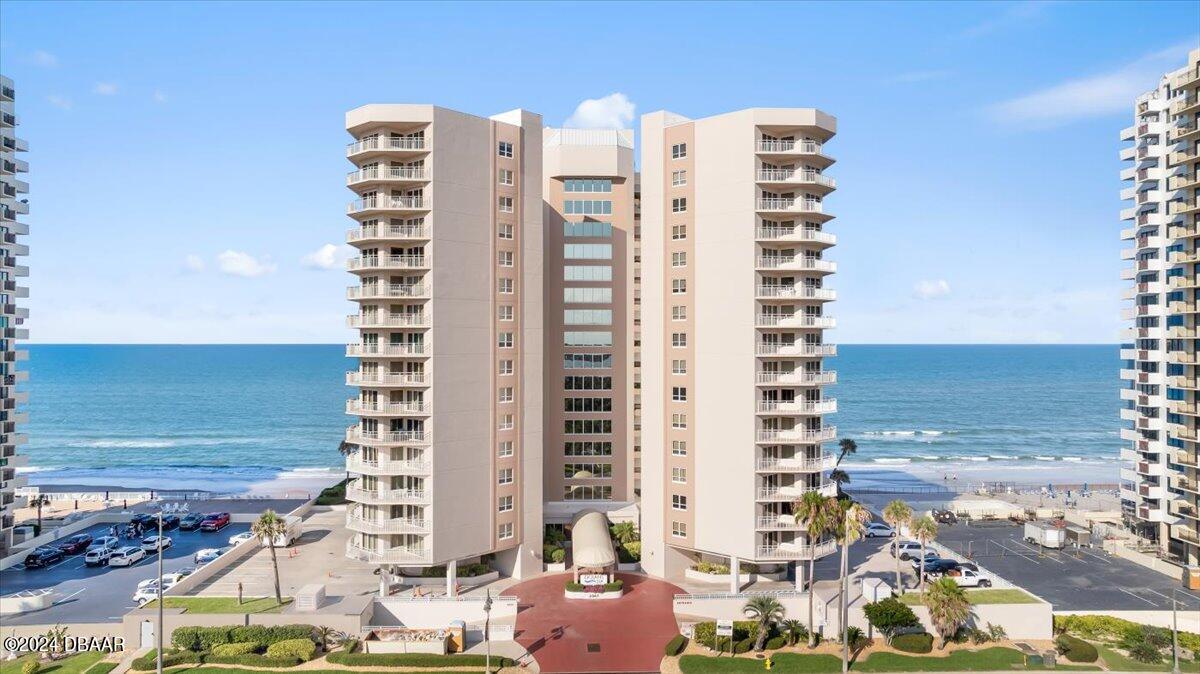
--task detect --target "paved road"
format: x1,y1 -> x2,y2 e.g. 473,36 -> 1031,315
2,521 -> 249,624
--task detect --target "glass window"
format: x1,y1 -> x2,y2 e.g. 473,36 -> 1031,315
498,141 -> 513,158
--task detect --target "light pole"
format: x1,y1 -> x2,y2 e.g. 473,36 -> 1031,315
483,589 -> 492,674
156,511 -> 163,674
1171,589 -> 1180,674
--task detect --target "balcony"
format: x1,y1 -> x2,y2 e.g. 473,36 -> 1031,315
346,400 -> 431,416
346,427 -> 431,446
756,198 -> 824,216
755,343 -> 837,358
1174,526 -> 1200,546
756,227 -> 836,246
346,371 -> 429,387
755,539 -> 837,561
756,314 -> 836,329
1174,450 -> 1200,469
755,285 -> 836,302
345,515 -> 428,535
347,255 -> 429,272
1169,199 -> 1200,216
346,456 -> 431,476
347,283 -> 428,301
756,454 -> 836,472
346,313 -> 429,328
756,370 -> 837,386
756,482 -> 837,501
756,426 -> 837,444
346,343 -> 428,358
346,165 -> 428,186
345,485 -> 429,505
346,135 -> 428,157
347,195 -> 428,215
1170,94 -> 1200,117
1170,301 -> 1198,315
756,169 -> 836,190
346,541 -> 429,564
757,399 -> 837,415
756,256 -> 837,274
1169,225 -> 1199,239
1135,460 -> 1166,477
1171,476 -> 1200,495
346,223 -> 429,243
756,514 -> 803,530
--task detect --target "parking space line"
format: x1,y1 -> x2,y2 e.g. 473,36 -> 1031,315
1012,540 -> 1066,564
1118,588 -> 1159,606
1140,588 -> 1175,605
1075,547 -> 1110,563
994,539 -> 1040,563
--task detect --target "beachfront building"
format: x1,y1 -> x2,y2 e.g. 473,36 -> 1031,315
1119,48 -> 1200,566
541,128 -> 638,529
639,108 -> 839,589
0,75 -> 29,557
343,105 -> 545,591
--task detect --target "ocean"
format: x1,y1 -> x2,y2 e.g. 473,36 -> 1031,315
18,344 -> 1122,493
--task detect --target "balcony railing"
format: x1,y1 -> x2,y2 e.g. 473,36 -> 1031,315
756,140 -> 823,154
756,256 -> 837,273
347,136 -> 428,155
346,224 -> 429,242
346,166 -> 428,184
756,198 -> 823,214
756,227 -> 837,245
756,314 -> 836,329
346,343 -> 428,357
756,427 -> 837,444
346,400 -> 431,416
347,255 -> 428,271
345,486 -> 428,504
346,427 -> 431,445
755,371 -> 837,386
756,482 -> 837,501
755,343 -> 837,358
346,456 -> 431,474
756,515 -> 803,530
346,541 -> 429,563
345,515 -> 428,535
756,539 -> 837,561
347,195 -> 427,214
756,399 -> 837,414
347,284 -> 428,300
346,313 -> 429,328
756,454 -> 835,472
756,169 -> 836,188
346,371 -> 429,387
756,285 -> 836,301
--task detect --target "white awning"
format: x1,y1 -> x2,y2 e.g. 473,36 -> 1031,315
570,509 -> 616,569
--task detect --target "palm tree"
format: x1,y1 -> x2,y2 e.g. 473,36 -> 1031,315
313,626 -> 342,652
336,440 -> 355,483
909,515 -> 938,592
833,501 -> 871,674
881,499 -> 913,594
742,595 -> 786,652
30,494 -> 51,533
781,619 -> 806,647
251,509 -> 287,604
794,490 -> 836,647
828,468 -> 850,498
925,577 -> 971,649
836,438 -> 857,466
609,521 -> 639,545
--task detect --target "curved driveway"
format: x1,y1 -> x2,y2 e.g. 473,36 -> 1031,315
503,572 -> 681,673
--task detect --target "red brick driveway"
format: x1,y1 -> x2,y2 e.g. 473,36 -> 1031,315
502,572 -> 682,673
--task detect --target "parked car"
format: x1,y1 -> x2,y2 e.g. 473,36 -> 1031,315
909,551 -> 940,569
199,512 -> 231,532
108,546 -> 147,567
179,513 -> 206,530
130,513 -> 157,528
56,533 -> 94,555
137,571 -> 188,592
141,535 -> 172,553
932,509 -> 959,525
947,568 -> 992,588
941,561 -> 980,576
890,541 -> 922,560
917,558 -> 958,576
160,515 -> 181,530
229,531 -> 255,546
24,546 -> 65,569
84,537 -> 121,566
865,522 -> 895,538
193,547 -> 225,565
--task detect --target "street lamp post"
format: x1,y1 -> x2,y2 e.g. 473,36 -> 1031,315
1172,589 -> 1180,674
156,511 -> 164,674
483,589 -> 493,674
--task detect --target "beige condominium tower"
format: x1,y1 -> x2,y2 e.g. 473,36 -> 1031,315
1119,48 -> 1200,567
0,75 -> 29,557
640,108 -> 839,589
541,128 -> 637,528
343,105 -> 545,592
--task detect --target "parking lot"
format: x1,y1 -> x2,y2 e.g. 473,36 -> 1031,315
1,519 -> 250,624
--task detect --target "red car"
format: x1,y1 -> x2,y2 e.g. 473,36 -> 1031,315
199,512 -> 231,532
56,533 -> 94,555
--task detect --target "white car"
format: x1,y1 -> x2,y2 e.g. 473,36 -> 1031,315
865,522 -> 895,538
137,571 -> 187,592
84,537 -> 122,566
141,535 -> 173,554
228,531 -> 255,546
890,540 -> 923,560
193,547 -> 224,565
108,546 -> 147,567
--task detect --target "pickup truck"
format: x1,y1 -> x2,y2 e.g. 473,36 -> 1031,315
946,567 -> 992,588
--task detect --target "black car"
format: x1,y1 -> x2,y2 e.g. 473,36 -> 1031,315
24,546 -> 65,569
179,513 -> 206,530
161,515 -> 181,530
130,513 -> 157,527
932,509 -> 959,525
915,558 -> 955,576
56,533 -> 93,555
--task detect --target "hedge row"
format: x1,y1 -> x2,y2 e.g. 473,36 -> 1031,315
892,632 -> 934,654
131,649 -> 304,671
324,652 -> 515,668
664,634 -> 688,656
1055,635 -> 1099,663
265,639 -> 317,662
1055,615 -> 1200,652
131,650 -> 205,671
171,624 -> 314,651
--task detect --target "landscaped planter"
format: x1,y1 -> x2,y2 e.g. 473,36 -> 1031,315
545,562 -> 567,573
564,588 -> 622,600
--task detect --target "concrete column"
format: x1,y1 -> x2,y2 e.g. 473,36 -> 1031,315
794,561 -> 807,592
378,567 -> 390,597
446,559 -> 458,597
730,556 -> 740,594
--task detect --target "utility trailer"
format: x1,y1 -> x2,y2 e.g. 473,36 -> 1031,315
1023,520 -> 1065,549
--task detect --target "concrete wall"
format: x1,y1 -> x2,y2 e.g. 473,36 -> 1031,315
673,591 -> 819,623
371,595 -> 518,628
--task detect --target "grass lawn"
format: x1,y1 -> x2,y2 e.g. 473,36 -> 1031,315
1097,645 -> 1200,673
0,652 -> 105,674
141,596 -> 292,613
678,647 -> 1099,673
896,588 -> 1039,605
183,669 -> 502,674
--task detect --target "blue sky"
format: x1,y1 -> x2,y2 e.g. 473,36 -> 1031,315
1,1 -> 1196,344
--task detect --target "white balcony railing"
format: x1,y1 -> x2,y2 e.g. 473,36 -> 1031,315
756,427 -> 837,444
756,371 -> 837,386
346,427 -> 431,445
346,343 -> 428,357
756,399 -> 838,415
756,454 -> 836,472
756,227 -> 837,245
757,169 -> 836,188
347,136 -> 428,155
346,313 -> 429,328
347,284 -> 428,300
346,400 -> 431,416
755,343 -> 837,358
756,198 -> 823,214
347,255 -> 428,271
756,314 -> 837,329
345,515 -> 428,535
346,541 -> 429,563
756,539 -> 837,560
346,166 -> 428,185
347,195 -> 427,214
755,256 -> 837,273
346,371 -> 429,387
756,285 -> 837,301
346,456 -> 431,475
346,224 -> 429,242
756,140 -> 823,154
345,486 -> 428,504
756,482 -> 837,501
756,515 -> 804,530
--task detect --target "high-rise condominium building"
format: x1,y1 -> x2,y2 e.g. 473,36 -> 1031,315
639,109 -> 839,589
541,128 -> 637,526
343,105 -> 544,591
1119,48 -> 1200,566
0,75 -> 29,557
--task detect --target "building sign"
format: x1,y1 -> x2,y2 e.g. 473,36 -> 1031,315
716,620 -> 734,637
579,573 -> 607,586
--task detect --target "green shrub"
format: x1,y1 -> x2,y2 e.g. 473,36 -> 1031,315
205,654 -> 302,667
764,635 -> 787,650
226,624 -> 313,647
664,634 -> 688,656
603,580 -> 624,592
171,626 -> 233,651
1128,640 -> 1163,664
733,638 -> 755,654
565,581 -> 584,592
693,561 -> 731,575
339,639 -> 359,654
1055,615 -> 1200,652
131,649 -> 205,671
892,632 -> 934,654
551,548 -> 565,563
544,525 -> 566,546
846,626 -> 867,649
692,621 -> 758,650
1054,635 -> 1098,663
617,541 -> 641,563
21,659 -> 39,674
265,638 -> 317,662
315,479 -> 347,505
210,641 -> 262,657
325,652 -> 515,667
967,627 -> 990,645
862,597 -> 920,644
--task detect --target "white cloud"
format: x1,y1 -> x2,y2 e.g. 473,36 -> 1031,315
564,93 -> 636,129
153,90 -> 168,103
887,70 -> 952,84
46,95 -> 72,110
216,250 -> 276,278
958,1 -> 1054,39
93,82 -> 119,96
31,50 -> 58,67
300,243 -> 344,270
182,254 -> 205,272
912,279 -> 952,300
986,42 -> 1194,128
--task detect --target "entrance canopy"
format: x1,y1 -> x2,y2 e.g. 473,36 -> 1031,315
570,509 -> 616,568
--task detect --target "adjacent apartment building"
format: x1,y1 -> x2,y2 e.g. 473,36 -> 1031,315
640,108 -> 839,589
1119,48 -> 1200,567
0,75 -> 29,557
342,105 -> 545,591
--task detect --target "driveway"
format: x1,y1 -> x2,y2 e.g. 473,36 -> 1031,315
503,573 -> 682,674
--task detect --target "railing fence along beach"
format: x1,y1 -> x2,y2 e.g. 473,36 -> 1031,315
848,482 -> 1120,496
14,487 -> 314,501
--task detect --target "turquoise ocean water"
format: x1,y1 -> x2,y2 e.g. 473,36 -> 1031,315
19,344 -> 1121,491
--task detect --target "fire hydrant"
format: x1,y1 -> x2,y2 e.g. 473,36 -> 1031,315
764,656 -> 774,670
